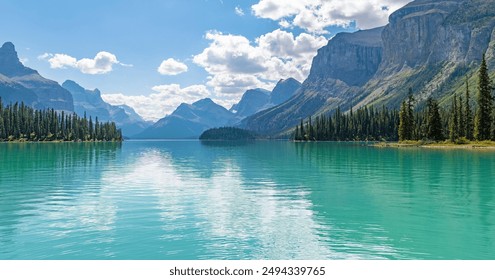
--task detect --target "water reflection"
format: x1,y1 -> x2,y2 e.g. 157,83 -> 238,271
0,143 -> 121,259
101,145 -> 337,259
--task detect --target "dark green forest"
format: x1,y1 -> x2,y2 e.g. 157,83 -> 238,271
293,106 -> 399,141
200,127 -> 256,140
0,99 -> 122,142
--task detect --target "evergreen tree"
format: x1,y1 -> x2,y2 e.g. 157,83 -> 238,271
465,77 -> 474,140
449,94 -> 460,142
458,94 -> 466,138
426,98 -> 443,141
299,119 -> 305,141
407,91 -> 415,140
474,54 -> 493,141
308,116 -> 314,141
398,101 -> 409,141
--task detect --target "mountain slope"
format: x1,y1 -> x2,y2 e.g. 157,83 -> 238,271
0,73 -> 38,106
241,27 -> 383,135
0,42 -> 74,111
135,98 -> 234,139
242,0 -> 495,135
230,88 -> 271,118
269,78 -> 302,105
62,80 -> 150,136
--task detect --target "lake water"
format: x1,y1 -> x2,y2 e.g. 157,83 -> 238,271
0,141 -> 494,260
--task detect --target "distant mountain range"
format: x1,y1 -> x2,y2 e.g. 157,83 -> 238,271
0,42 -> 149,137
135,98 -> 234,139
135,78 -> 301,139
62,80 -> 150,136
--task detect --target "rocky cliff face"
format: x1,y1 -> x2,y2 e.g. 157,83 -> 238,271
243,0 -> 495,136
359,0 -> 495,108
0,42 -> 74,111
309,27 -> 384,87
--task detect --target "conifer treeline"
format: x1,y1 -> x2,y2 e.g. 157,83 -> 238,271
0,99 -> 122,142
398,54 -> 494,142
294,55 -> 494,143
294,106 -> 400,141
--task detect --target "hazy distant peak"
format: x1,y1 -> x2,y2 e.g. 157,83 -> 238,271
0,41 -> 38,77
193,98 -> 215,106
278,77 -> 301,85
1,42 -> 15,52
62,80 -> 84,91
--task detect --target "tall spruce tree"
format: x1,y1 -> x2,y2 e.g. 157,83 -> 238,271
458,94 -> 466,138
449,94 -> 460,142
399,100 -> 409,141
465,77 -> 474,140
426,98 -> 443,141
299,119 -> 305,141
474,54 -> 493,141
407,90 -> 415,140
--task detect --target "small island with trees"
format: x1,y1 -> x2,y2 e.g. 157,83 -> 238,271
199,127 -> 256,141
294,54 -> 495,148
0,99 -> 122,142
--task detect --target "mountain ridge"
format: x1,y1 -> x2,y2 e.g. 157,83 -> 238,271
0,42 -> 74,111
241,0 -> 495,136
62,80 -> 150,137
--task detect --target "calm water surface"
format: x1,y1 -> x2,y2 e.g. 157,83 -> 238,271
0,141 -> 494,259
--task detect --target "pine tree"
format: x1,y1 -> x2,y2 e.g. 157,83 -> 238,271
449,94 -> 460,142
465,77 -> 474,140
474,54 -> 493,141
399,101 -> 409,141
299,119 -> 306,141
426,98 -> 443,141
308,116 -> 314,141
407,90 -> 415,140
458,94 -> 465,138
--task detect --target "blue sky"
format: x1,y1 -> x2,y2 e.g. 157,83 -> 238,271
0,0 -> 410,121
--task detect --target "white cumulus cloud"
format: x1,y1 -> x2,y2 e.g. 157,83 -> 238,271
157,58 -> 188,75
252,0 -> 412,33
39,51 -> 128,74
101,84 -> 214,122
193,29 -> 326,98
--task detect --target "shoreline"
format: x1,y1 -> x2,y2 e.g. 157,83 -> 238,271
373,141 -> 495,150
0,140 -> 123,143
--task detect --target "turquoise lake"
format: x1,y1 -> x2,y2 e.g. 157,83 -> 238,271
0,141 -> 494,260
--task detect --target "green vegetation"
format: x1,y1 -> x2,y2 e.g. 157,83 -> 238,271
294,106 -> 399,141
391,55 -> 495,144
474,55 -> 493,141
0,99 -> 122,142
425,97 -> 443,141
295,55 -> 495,145
399,90 -> 415,141
199,127 -> 256,141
